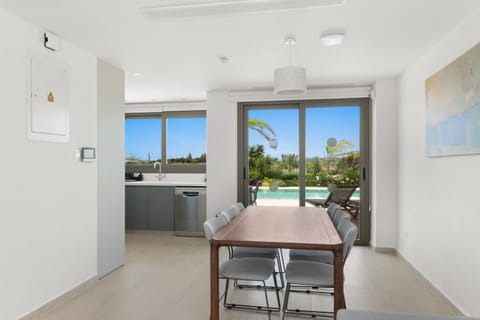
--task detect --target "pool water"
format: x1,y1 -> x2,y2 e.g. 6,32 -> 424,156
257,188 -> 360,200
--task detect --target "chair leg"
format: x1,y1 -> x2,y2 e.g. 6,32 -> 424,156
272,270 -> 281,311
277,251 -> 285,288
282,284 -> 335,319
224,278 -> 281,313
262,280 -> 271,320
223,278 -> 230,306
282,283 -> 291,320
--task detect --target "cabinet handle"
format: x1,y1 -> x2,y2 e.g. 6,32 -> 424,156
183,192 -> 199,197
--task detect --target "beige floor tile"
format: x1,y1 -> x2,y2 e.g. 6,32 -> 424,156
28,231 -> 459,320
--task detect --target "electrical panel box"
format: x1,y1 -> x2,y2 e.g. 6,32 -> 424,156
28,55 -> 69,143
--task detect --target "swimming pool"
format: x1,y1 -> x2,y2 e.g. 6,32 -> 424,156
257,188 -> 360,200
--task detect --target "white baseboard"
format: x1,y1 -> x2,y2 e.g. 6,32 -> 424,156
396,252 -> 465,316
19,276 -> 98,320
373,246 -> 397,254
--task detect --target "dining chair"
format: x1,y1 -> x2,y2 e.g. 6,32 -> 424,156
203,216 -> 281,319
327,202 -> 342,219
231,202 -> 245,215
332,209 -> 352,229
289,203 -> 343,264
282,220 -> 358,319
220,207 -> 238,223
217,206 -> 285,288
289,207 -> 349,265
226,206 -> 285,289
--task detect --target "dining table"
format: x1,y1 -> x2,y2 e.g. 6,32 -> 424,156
209,205 -> 345,320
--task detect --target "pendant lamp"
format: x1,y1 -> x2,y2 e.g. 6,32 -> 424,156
274,35 -> 307,95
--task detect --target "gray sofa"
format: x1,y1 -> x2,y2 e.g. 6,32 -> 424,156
338,310 -> 480,320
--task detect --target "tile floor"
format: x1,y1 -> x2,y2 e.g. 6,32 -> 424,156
28,231 -> 460,320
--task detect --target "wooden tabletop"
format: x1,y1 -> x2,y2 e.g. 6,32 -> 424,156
212,206 -> 343,250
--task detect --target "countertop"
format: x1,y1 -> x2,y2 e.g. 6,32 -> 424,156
125,181 -> 206,187
125,173 -> 207,188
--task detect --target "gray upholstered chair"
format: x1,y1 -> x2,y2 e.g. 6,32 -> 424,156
327,202 -> 342,219
337,310 -> 480,320
289,203 -> 344,264
282,220 -> 358,319
220,207 -> 238,223
203,216 -> 280,319
220,205 -> 284,289
332,209 -> 352,229
231,202 -> 245,215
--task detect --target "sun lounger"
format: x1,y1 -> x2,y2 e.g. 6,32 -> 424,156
306,185 -> 358,218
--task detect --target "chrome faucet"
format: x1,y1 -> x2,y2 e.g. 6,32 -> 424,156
153,162 -> 163,180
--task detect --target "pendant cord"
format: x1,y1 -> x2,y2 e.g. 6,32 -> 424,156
288,41 -> 292,67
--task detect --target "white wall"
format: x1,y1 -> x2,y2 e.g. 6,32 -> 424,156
397,7 -> 480,316
97,60 -> 125,278
206,91 -> 238,217
371,80 -> 398,249
0,8 -> 98,320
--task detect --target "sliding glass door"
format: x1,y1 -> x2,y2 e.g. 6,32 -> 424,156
246,106 -> 299,206
238,99 -> 370,244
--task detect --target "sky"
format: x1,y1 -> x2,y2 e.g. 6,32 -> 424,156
125,106 -> 360,160
125,117 -> 206,160
249,106 -> 360,158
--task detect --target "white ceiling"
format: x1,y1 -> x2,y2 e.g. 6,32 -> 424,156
1,0 -> 479,102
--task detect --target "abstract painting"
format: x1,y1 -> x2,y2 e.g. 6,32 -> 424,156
425,42 -> 480,157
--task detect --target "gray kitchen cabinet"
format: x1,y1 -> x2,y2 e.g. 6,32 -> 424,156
125,186 -> 175,230
125,187 -> 148,229
147,187 -> 175,230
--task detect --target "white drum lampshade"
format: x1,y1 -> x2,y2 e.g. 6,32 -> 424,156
274,66 -> 307,95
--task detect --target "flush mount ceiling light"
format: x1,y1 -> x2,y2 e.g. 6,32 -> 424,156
274,35 -> 307,95
320,33 -> 345,46
140,0 -> 345,19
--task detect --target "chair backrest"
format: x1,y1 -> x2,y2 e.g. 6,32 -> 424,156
333,210 -> 352,228
220,207 -> 237,223
231,202 -> 245,215
337,220 -> 358,261
327,203 -> 341,219
203,215 -> 228,240
330,185 -> 357,206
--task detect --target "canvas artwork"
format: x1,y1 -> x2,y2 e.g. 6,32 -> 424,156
425,42 -> 480,157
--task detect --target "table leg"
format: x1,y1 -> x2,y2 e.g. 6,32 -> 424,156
333,248 -> 345,319
210,243 -> 219,320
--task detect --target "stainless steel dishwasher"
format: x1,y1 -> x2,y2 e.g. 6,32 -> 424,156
174,187 -> 206,237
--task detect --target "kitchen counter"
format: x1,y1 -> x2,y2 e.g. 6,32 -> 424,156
125,173 -> 207,188
125,180 -> 206,187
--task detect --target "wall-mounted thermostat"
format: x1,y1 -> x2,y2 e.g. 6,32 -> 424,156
81,147 -> 96,162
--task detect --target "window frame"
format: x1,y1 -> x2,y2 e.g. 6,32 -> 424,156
125,111 -> 206,174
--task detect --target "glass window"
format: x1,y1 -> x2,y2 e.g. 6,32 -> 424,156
125,118 -> 161,162
125,112 -> 206,174
166,117 -> 206,164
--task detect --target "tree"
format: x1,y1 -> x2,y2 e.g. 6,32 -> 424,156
325,140 -> 354,158
126,154 -> 141,162
248,118 -> 277,149
325,140 -> 354,173
309,156 -> 322,176
281,153 -> 299,172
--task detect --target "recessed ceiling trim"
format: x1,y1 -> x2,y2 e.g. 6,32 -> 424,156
140,0 -> 345,19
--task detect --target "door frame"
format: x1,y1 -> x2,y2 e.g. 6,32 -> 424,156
237,98 -> 371,245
